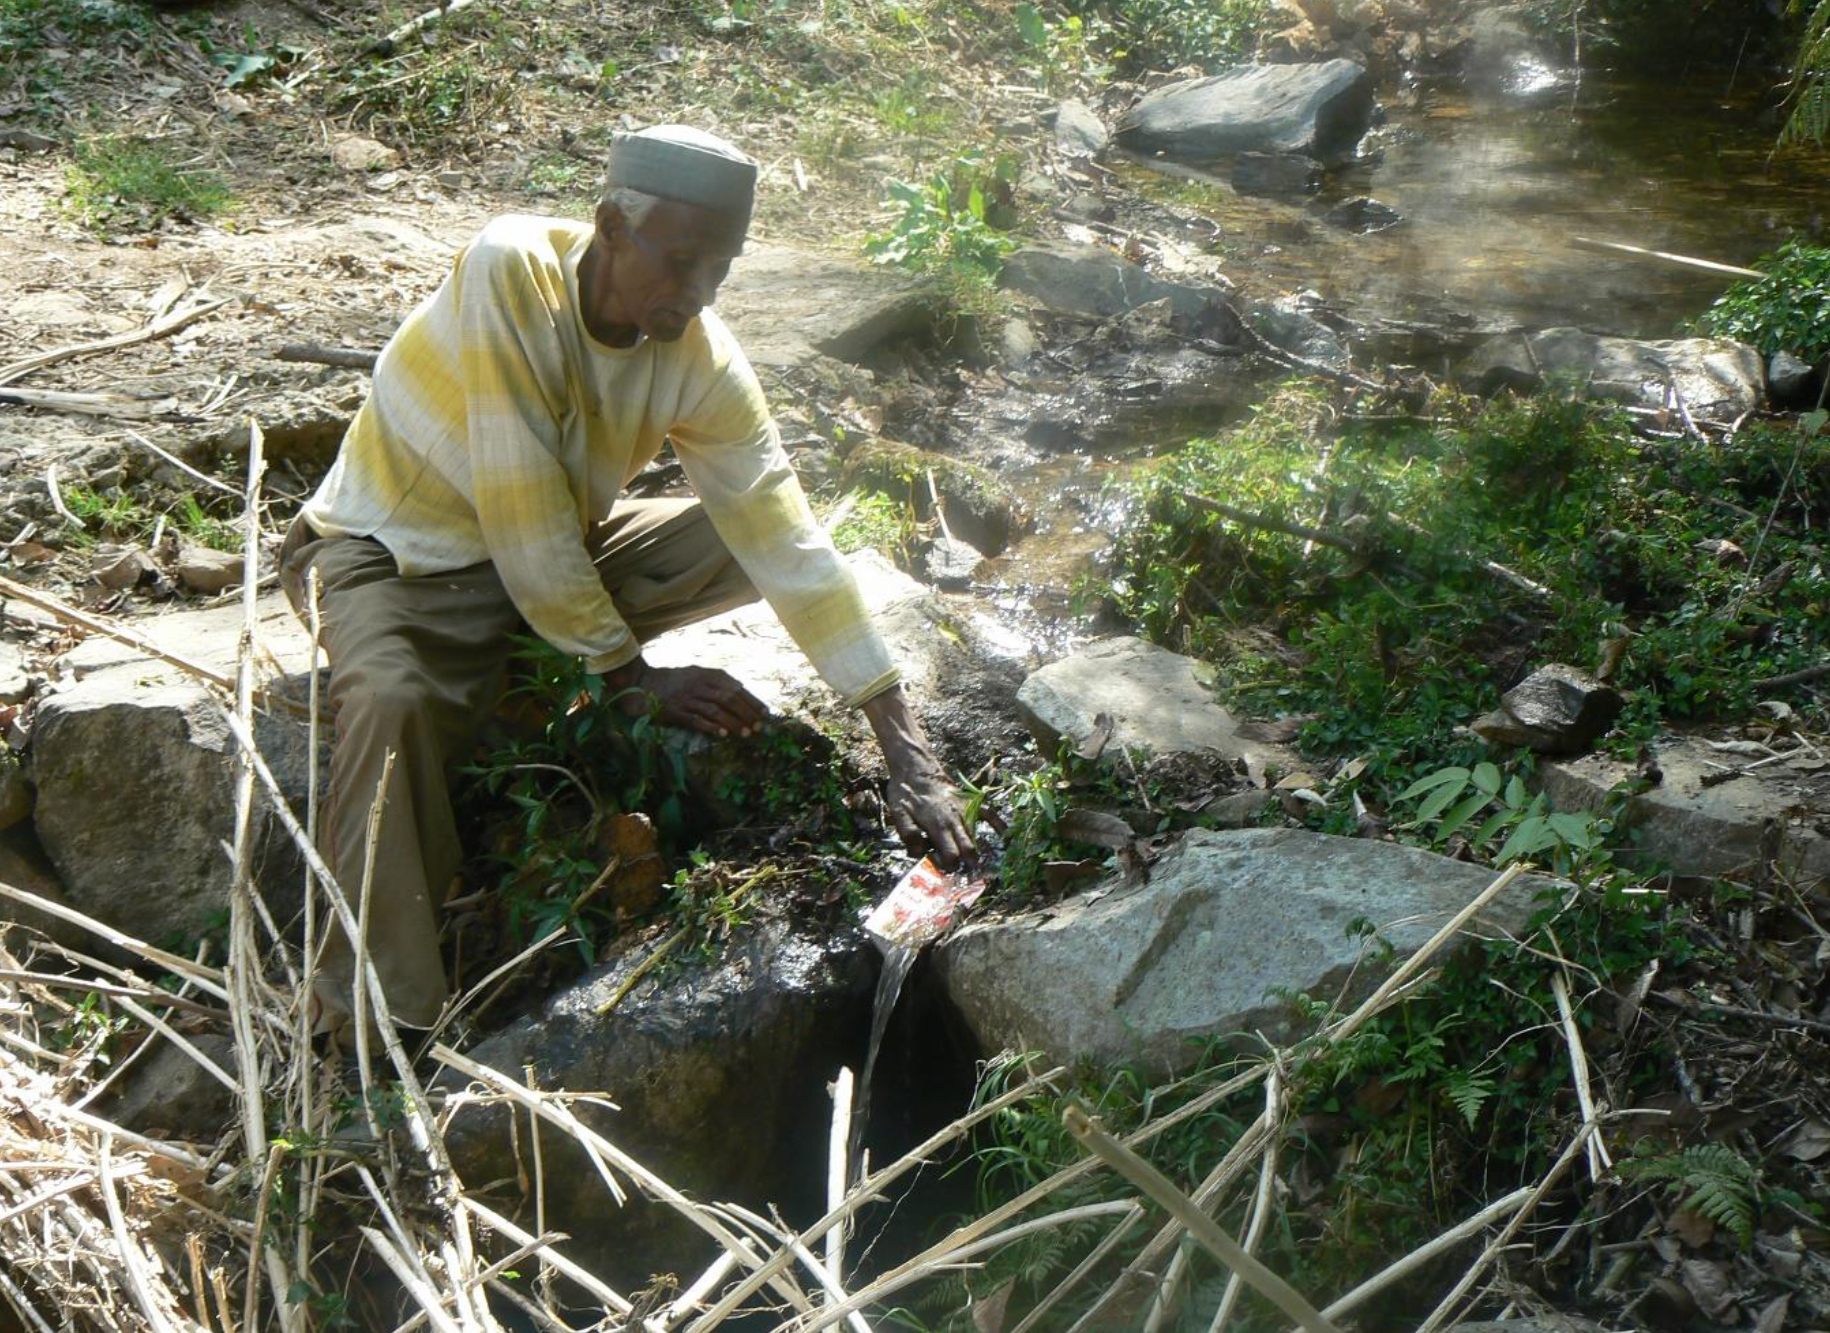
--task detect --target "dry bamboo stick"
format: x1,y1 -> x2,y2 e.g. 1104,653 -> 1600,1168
1411,1123 -> 1597,1333
461,1197 -> 634,1316
825,1066 -> 855,1304
1008,1207 -> 1143,1333
0,574 -> 235,692
361,1226 -> 467,1333
1317,1186 -> 1531,1322
1550,972 -> 1612,1182
0,972 -> 224,1021
1568,235 -> 1762,280
1205,1067 -> 1283,1332
0,384 -> 178,419
715,1202 -> 875,1333
123,427 -> 241,497
98,1136 -> 192,1333
1063,1107 -> 1340,1333
0,297 -> 230,387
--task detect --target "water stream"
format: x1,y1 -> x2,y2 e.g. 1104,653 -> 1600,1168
983,73 -> 1830,619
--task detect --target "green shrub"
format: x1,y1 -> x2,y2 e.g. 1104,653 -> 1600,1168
64,137 -> 232,232
1699,239 -> 1830,361
864,156 -> 1016,277
1063,0 -> 1266,73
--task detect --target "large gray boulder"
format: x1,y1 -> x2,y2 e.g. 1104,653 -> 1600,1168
1462,328 -> 1765,423
1471,664 -> 1622,756
27,596 -> 320,945
1542,736 -> 1830,887
1115,60 -> 1375,162
999,240 -> 1228,324
935,828 -> 1554,1073
1016,637 -> 1295,784
442,916 -> 877,1286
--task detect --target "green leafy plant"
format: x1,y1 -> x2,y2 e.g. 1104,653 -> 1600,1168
64,137 -> 232,232
1063,0 -> 1265,73
1785,0 -> 1830,145
864,156 -> 1017,277
1699,239 -> 1830,361
1620,1142 -> 1762,1246
1397,762 -> 1606,873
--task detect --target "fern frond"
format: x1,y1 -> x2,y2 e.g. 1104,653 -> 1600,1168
1620,1144 -> 1760,1247
1444,1070 -> 1496,1129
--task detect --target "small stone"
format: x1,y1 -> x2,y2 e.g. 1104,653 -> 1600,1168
1201,789 -> 1273,828
96,548 -> 157,591
1471,663 -> 1622,756
330,135 -> 401,172
1000,317 -> 1040,366
1696,537 -> 1748,567
923,536 -> 983,590
1053,99 -> 1109,156
175,546 -> 245,595
437,169 -> 465,188
1768,350 -> 1816,403
1321,196 -> 1402,233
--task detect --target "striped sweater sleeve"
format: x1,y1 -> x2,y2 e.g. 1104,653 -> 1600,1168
671,358 -> 901,708
459,237 -> 642,672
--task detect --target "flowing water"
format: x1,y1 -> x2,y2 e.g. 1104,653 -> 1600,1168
985,72 -> 1830,621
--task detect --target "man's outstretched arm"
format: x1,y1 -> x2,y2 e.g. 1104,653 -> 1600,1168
862,684 -> 975,869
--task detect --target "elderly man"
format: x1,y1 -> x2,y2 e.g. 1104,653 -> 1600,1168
281,125 -> 971,1033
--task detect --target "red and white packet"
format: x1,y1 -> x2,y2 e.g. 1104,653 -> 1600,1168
862,857 -> 988,950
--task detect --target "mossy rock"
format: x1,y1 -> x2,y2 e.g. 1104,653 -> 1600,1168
839,436 -> 1028,556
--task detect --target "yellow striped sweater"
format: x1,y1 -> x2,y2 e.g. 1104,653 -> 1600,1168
301,214 -> 899,707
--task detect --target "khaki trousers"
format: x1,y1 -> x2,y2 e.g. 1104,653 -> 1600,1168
279,500 -> 758,1028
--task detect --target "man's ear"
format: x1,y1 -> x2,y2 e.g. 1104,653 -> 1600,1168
595,197 -> 626,244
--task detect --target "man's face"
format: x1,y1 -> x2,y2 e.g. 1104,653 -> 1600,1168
596,197 -> 744,343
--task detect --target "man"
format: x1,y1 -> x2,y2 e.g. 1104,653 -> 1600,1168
281,124 -> 971,1033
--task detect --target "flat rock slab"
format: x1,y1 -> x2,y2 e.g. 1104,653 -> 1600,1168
1462,328 -> 1764,423
1115,60 -> 1375,161
1016,636 -> 1295,783
999,241 -> 1226,323
935,828 -> 1553,1073
1541,736 -> 1830,887
443,917 -> 876,1286
716,244 -> 937,371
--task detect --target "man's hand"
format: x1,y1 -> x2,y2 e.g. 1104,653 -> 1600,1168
861,686 -> 975,869
608,658 -> 769,738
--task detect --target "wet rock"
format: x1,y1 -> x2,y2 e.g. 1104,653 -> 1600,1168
1767,350 -> 1817,405
923,536 -> 983,590
935,828 -> 1553,1072
1321,195 -> 1401,234
840,437 -> 1025,556
100,1033 -> 237,1140
1115,59 -> 1376,162
645,550 -> 1022,784
1229,152 -> 1320,199
0,641 -> 33,704
175,545 -> 245,595
443,917 -> 876,1286
1462,328 -> 1765,424
718,244 -> 938,372
999,240 -> 1227,323
1016,637 -> 1296,784
1006,338 -> 1259,451
1243,296 -> 1352,374
1541,736 -> 1830,888
330,135 -> 401,172
28,596 -> 320,946
96,548 -> 158,592
1054,99 -> 1109,156
1471,664 -> 1623,756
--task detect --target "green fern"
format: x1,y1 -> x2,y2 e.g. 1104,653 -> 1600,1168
1444,1070 -> 1496,1129
1619,1144 -> 1761,1247
1783,0 -> 1830,147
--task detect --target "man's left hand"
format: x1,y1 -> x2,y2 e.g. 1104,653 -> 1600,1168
861,686 -> 975,869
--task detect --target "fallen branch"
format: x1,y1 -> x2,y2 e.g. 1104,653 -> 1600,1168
1178,492 -> 1360,555
1318,1186 -> 1532,1321
1753,661 -> 1830,692
275,343 -> 381,372
0,296 -> 230,388
372,0 -> 486,51
1568,235 -> 1762,281
0,385 -> 181,421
